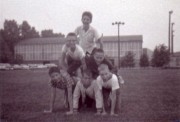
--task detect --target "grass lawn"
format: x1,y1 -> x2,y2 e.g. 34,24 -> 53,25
0,69 -> 180,122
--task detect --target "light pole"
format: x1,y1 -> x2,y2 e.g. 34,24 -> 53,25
168,10 -> 173,53
112,21 -> 125,68
171,23 -> 175,54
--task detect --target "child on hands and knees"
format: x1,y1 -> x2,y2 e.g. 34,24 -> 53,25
97,64 -> 120,116
44,67 -> 75,115
73,69 -> 103,115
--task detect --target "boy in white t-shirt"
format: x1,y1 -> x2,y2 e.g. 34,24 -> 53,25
60,32 -> 85,77
75,11 -> 103,54
96,64 -> 122,116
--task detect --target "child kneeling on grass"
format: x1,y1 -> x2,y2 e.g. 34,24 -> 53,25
97,64 -> 124,116
44,67 -> 75,115
73,69 -> 103,115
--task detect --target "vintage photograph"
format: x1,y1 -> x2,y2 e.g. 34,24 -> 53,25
0,0 -> 180,122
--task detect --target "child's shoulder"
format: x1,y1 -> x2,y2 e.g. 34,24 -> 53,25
96,75 -> 103,81
111,74 -> 119,80
75,25 -> 83,31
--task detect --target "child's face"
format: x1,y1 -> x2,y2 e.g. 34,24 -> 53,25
50,72 -> 61,82
93,52 -> 105,64
99,69 -> 111,82
82,73 -> 91,81
66,35 -> 77,48
82,73 -> 92,88
81,15 -> 91,25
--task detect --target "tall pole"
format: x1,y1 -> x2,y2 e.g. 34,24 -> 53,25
171,22 -> 174,54
168,10 -> 173,53
172,32 -> 174,55
112,21 -> 124,68
171,22 -> 175,54
118,24 -> 120,68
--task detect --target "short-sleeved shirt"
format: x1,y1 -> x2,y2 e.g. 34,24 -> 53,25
86,56 -> 113,79
50,71 -> 75,89
62,44 -> 85,60
75,25 -> 100,53
96,74 -> 119,91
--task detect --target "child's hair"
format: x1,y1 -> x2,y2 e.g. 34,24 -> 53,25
49,66 -> 60,75
98,63 -> 109,72
92,48 -> 104,55
82,11 -> 93,21
66,32 -> 77,38
81,69 -> 92,88
82,69 -> 92,77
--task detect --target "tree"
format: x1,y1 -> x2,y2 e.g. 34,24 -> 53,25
41,29 -> 64,37
0,38 -> 13,63
140,53 -> 149,67
41,29 -> 53,37
1,20 -> 20,57
20,21 -> 31,39
30,27 -> 40,38
151,44 -> 170,67
13,54 -> 23,64
20,21 -> 39,39
121,51 -> 135,67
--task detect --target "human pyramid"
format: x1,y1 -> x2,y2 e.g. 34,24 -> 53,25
44,11 -> 124,116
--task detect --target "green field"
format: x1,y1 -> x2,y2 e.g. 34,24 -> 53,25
0,69 -> 180,122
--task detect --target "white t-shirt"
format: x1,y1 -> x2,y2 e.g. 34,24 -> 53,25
62,44 -> 85,60
75,25 -> 100,53
96,74 -> 120,91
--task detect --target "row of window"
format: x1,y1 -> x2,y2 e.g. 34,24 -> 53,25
18,53 -> 60,60
105,50 -> 142,59
15,41 -> 142,60
15,45 -> 62,53
104,42 -> 142,50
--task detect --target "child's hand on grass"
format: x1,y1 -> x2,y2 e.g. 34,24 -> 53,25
110,112 -> 118,116
94,112 -> 101,116
101,111 -> 107,116
66,111 -> 73,115
43,109 -> 53,113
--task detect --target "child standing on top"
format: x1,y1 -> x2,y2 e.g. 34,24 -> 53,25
75,11 -> 103,54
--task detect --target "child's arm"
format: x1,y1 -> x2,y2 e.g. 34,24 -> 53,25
81,57 -> 87,71
44,87 -> 56,113
110,90 -> 118,116
63,89 -> 68,108
100,90 -> 107,115
60,51 -> 68,70
66,86 -> 73,115
73,81 -> 82,113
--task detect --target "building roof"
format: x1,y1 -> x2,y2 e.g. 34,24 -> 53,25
16,35 -> 143,45
101,35 -> 143,42
17,37 -> 65,45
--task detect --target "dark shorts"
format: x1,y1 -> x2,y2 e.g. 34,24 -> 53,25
66,55 -> 81,76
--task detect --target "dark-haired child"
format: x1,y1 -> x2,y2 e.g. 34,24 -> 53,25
44,67 -> 75,115
85,48 -> 114,79
73,69 -> 102,115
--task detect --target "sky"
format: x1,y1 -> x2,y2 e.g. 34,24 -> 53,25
0,0 -> 180,52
